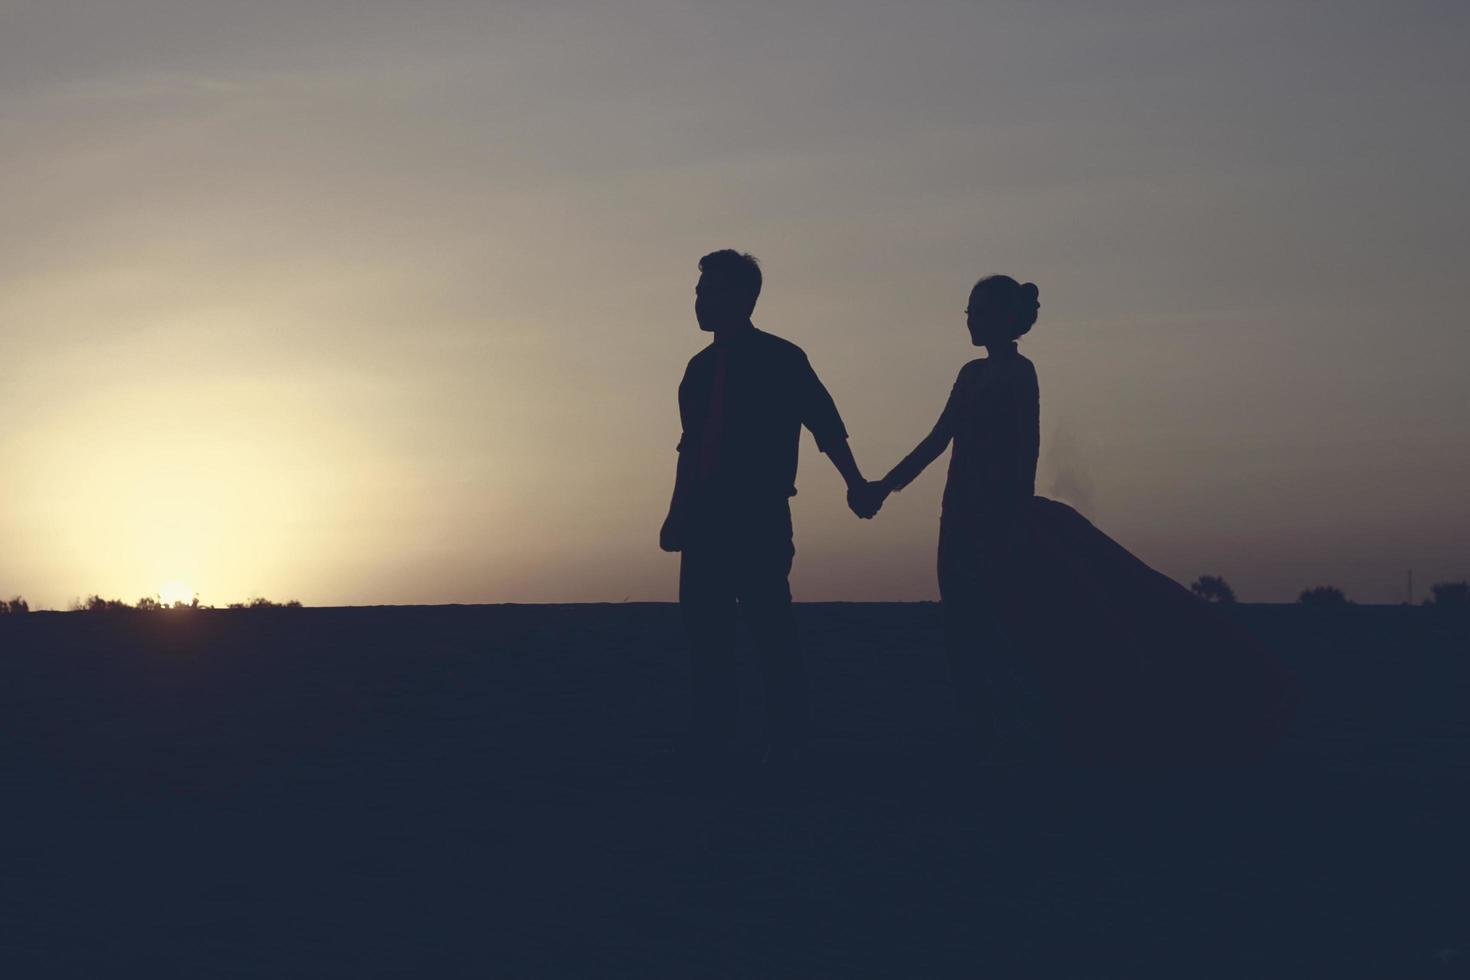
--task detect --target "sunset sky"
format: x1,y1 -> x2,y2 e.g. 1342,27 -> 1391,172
3,1 -> 1467,608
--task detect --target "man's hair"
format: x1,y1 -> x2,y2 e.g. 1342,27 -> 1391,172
698,249 -> 762,315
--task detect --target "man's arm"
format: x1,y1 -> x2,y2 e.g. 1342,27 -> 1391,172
660,442 -> 695,552
661,377 -> 696,552
795,352 -> 876,516
824,437 -> 864,492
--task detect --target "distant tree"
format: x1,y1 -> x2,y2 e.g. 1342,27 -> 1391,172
0,596 -> 30,614
135,596 -> 163,612
1299,585 -> 1350,607
1426,581 -> 1469,610
1190,575 -> 1237,604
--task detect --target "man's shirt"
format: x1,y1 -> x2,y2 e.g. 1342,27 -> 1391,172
677,326 -> 848,502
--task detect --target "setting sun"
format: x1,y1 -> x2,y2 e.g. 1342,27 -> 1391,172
159,580 -> 194,607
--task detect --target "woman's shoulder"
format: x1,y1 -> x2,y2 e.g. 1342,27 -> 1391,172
943,358 -> 981,396
994,351 -> 1038,381
955,358 -> 987,381
952,354 -> 1038,398
960,353 -> 1037,377
973,354 -> 1038,402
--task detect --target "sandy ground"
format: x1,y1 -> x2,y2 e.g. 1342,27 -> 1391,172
1,603 -> 1467,978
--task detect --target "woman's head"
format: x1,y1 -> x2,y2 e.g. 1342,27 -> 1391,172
966,275 -> 1039,347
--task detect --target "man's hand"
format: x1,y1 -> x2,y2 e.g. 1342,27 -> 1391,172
847,480 -> 889,520
659,512 -> 685,552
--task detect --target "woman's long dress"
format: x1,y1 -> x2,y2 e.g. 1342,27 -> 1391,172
886,344 -> 1298,764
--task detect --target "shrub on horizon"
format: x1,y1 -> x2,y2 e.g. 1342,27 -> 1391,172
75,595 -> 134,613
136,596 -> 207,612
1299,585 -> 1350,607
66,594 -> 297,612
1426,580 -> 1469,610
0,596 -> 30,614
1190,575 -> 1237,604
227,597 -> 303,610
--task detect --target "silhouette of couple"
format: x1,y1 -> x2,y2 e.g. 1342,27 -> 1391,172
661,250 -> 1297,771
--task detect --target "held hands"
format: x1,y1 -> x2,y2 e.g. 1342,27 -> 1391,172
847,479 -> 890,520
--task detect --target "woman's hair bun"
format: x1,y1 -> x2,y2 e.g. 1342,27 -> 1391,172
1012,281 -> 1039,340
970,274 -> 1039,339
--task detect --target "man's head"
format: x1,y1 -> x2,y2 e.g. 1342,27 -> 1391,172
695,250 -> 762,332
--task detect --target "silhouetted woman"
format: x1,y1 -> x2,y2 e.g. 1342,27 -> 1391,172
863,276 -> 1297,764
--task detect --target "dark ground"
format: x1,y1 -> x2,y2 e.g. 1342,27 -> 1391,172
1,603 -> 1467,978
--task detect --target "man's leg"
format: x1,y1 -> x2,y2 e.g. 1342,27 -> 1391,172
679,542 -> 739,749
737,527 -> 807,752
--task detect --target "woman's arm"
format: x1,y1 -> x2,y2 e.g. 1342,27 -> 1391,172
845,364 -> 967,518
878,366 -> 966,495
881,418 -> 951,494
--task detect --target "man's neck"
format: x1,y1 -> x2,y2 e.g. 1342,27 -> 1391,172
713,319 -> 755,346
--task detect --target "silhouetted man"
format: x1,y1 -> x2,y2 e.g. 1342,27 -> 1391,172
660,250 -> 870,770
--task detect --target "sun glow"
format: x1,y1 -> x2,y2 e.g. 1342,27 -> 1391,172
159,580 -> 195,607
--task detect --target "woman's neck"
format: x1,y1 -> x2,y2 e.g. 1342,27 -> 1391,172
984,340 -> 1019,359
